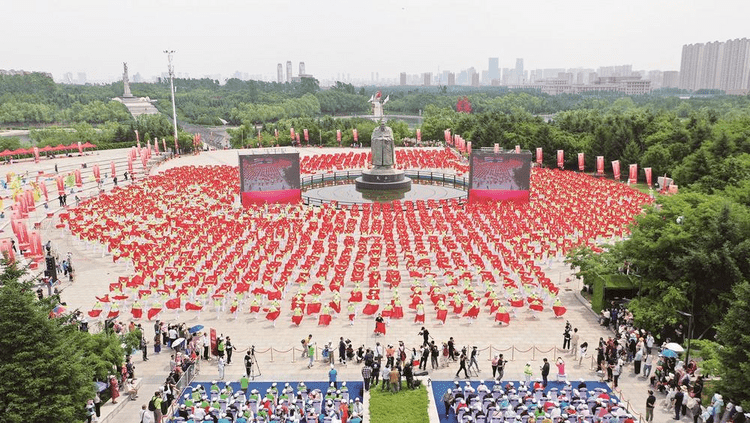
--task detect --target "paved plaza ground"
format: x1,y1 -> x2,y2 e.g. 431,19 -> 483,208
6,148 -> 679,422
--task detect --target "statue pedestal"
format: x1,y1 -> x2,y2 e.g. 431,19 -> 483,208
355,168 -> 412,191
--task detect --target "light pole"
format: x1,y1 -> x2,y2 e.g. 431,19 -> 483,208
164,50 -> 179,155
677,310 -> 694,364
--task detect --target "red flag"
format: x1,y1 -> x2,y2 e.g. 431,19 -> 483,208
596,156 -> 604,175
131,307 -> 143,319
165,297 -> 181,310
629,164 -> 638,184
557,150 -> 564,169
644,167 -> 653,188
147,308 -> 162,320
107,310 -> 120,319
353,129 -> 358,142
416,129 -> 421,142
612,160 -> 621,180
578,153 -> 585,171
303,129 -> 309,142
536,148 -> 543,165
185,302 -> 202,311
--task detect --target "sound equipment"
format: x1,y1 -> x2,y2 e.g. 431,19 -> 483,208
45,256 -> 57,280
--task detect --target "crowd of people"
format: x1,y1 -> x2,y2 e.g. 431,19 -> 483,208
170,380 -> 364,423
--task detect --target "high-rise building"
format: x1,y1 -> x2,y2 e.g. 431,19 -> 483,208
286,61 -> 292,83
277,64 -> 283,83
400,72 -> 407,86
662,71 -> 680,88
471,73 -> 479,87
299,62 -> 305,76
423,72 -> 432,86
680,38 -> 750,94
515,59 -> 524,84
447,72 -> 455,86
488,57 -> 499,81
77,72 -> 86,85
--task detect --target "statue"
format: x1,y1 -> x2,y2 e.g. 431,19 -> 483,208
122,62 -> 133,98
368,91 -> 389,118
371,120 -> 395,168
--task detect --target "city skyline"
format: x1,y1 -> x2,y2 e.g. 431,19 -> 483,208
1,0 -> 748,84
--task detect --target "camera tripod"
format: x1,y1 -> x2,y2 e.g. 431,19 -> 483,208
245,346 -> 262,380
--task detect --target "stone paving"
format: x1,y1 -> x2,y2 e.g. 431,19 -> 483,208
15,148 -> 680,422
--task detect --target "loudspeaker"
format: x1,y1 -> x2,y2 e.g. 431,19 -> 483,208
45,256 -> 57,280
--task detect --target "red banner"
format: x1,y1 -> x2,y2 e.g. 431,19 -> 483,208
74,169 -> 82,187
612,160 -> 621,180
416,129 -> 421,142
304,129 -> 309,142
33,147 -> 39,163
162,138 -> 167,153
353,129 -> 358,142
536,148 -> 543,165
336,130 -> 341,142
557,150 -> 564,169
494,144 -> 500,154
290,127 -> 295,139
596,156 -> 604,175
644,167 -> 653,188
93,165 -> 101,183
40,181 -> 48,202
577,153 -> 585,171
467,141 -> 472,154
56,175 -> 64,195
274,129 -> 279,140
210,328 -> 218,357
135,130 -> 140,150
444,129 -> 451,143
629,164 -> 638,184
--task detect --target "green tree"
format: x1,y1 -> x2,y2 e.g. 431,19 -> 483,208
0,262 -> 94,422
716,280 -> 750,409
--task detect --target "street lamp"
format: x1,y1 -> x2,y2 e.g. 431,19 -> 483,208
164,50 -> 179,155
677,310 -> 694,364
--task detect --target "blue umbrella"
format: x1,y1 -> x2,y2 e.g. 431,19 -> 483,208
189,325 -> 204,334
661,349 -> 678,358
94,381 -> 108,392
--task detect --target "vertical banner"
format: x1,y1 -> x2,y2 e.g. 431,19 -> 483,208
494,143 -> 500,154
444,129 -> 451,144
290,127 -> 295,141
515,145 -> 521,154
629,164 -> 638,184
644,167 -> 653,188
353,129 -> 358,142
303,129 -> 309,142
336,130 -> 342,143
274,129 -> 279,141
74,169 -> 82,187
596,156 -> 604,175
111,161 -> 116,179
40,181 -> 48,202
162,138 -> 167,154
77,141 -> 83,155
467,141 -> 472,154
210,328 -> 217,357
257,130 -> 262,145
93,165 -> 101,183
612,160 -> 621,180
33,147 -> 39,163
578,153 -> 585,171
536,148 -> 543,165
295,133 -> 300,144
557,150 -> 564,169
56,175 -> 65,195
135,130 -> 140,150
416,129 -> 421,142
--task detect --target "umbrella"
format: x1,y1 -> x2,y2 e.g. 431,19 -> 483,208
188,325 -> 204,334
94,381 -> 108,392
49,304 -> 66,318
172,337 -> 186,347
661,349 -> 678,358
665,342 -> 684,353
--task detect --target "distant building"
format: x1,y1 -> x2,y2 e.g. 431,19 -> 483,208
662,71 -> 680,88
423,72 -> 432,86
680,38 -> 750,94
400,72 -> 407,85
471,73 -> 479,87
299,62 -> 305,76
512,75 -> 650,96
277,64 -> 283,83
515,58 -> 524,84
447,72 -> 455,86
286,61 -> 292,83
488,57 -> 500,81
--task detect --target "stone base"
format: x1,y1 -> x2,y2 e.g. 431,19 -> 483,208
355,168 -> 412,191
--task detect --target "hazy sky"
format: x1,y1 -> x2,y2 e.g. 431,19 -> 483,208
1,0 -> 748,83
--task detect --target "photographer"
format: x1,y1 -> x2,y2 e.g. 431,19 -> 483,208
563,321 -> 572,350
418,327 -> 430,346
244,350 -> 254,377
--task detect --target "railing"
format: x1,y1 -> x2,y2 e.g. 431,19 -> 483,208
300,170 -> 470,208
166,362 -> 199,420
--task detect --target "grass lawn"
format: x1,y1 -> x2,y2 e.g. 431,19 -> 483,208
369,384 -> 429,423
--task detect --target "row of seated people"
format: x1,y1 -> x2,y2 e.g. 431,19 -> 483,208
443,380 -> 638,423
174,381 -> 363,423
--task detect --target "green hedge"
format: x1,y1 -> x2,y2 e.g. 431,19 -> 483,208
369,384 -> 429,423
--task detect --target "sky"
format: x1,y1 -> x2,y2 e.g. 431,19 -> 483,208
1,0 -> 749,83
